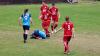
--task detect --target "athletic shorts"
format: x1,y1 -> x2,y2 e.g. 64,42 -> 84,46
63,36 -> 72,42
42,20 -> 50,28
47,20 -> 51,26
23,25 -> 30,31
52,17 -> 58,22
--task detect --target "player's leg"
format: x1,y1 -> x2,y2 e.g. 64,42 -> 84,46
42,22 -> 50,37
23,25 -> 30,43
51,20 -> 54,31
63,36 -> 67,54
43,20 -> 50,37
46,20 -> 51,37
67,36 -> 72,53
64,41 -> 67,53
51,17 -> 55,32
23,25 -> 26,43
63,36 -> 70,54
54,22 -> 58,30
53,18 -> 58,32
44,26 -> 50,37
24,30 -> 29,43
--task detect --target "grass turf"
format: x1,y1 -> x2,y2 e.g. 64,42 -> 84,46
0,2 -> 100,56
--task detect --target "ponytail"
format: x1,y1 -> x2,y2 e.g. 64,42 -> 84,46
24,9 -> 28,16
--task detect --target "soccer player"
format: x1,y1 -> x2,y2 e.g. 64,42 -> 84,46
39,10 -> 51,37
39,1 -> 51,37
18,9 -> 33,43
56,16 -> 75,54
40,1 -> 49,16
30,29 -> 46,39
49,3 -> 60,33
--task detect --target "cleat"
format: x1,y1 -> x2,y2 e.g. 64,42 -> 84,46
24,40 -> 26,43
46,34 -> 50,37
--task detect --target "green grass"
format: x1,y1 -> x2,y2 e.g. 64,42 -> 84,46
0,2 -> 100,56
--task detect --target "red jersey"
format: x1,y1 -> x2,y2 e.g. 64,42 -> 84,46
41,4 -> 49,15
49,6 -> 58,18
41,12 -> 51,21
62,21 -> 74,36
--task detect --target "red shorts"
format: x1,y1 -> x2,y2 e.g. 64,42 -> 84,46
52,16 -> 58,22
63,36 -> 72,42
47,20 -> 51,26
42,20 -> 50,28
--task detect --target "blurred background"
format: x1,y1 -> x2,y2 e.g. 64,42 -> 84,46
0,0 -> 95,4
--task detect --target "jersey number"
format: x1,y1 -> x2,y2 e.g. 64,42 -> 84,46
24,16 -> 28,20
68,25 -> 71,30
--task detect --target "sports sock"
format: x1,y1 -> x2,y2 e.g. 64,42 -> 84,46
23,34 -> 28,41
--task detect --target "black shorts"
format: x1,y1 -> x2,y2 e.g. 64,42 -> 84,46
23,25 -> 30,31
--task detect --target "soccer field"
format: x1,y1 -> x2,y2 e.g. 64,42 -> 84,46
0,2 -> 100,56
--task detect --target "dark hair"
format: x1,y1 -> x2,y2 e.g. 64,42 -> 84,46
42,0 -> 46,3
24,9 -> 28,15
65,16 -> 69,21
52,3 -> 55,6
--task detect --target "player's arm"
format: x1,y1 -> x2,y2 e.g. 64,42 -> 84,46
29,14 -> 34,25
30,17 -> 34,25
72,28 -> 75,38
18,17 -> 22,26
